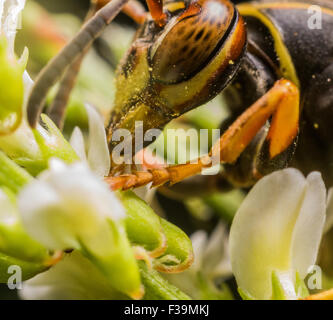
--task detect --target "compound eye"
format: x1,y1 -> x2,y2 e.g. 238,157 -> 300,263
151,0 -> 235,83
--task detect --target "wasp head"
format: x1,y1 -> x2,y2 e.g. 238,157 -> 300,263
108,0 -> 246,150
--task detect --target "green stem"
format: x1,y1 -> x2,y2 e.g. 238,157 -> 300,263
139,261 -> 191,300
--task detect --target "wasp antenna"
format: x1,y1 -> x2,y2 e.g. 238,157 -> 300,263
48,0 -> 104,130
47,56 -> 84,130
27,0 -> 130,128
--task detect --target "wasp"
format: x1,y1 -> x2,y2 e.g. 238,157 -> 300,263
26,0 -> 333,190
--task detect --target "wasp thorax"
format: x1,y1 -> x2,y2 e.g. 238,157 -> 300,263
150,0 -> 235,83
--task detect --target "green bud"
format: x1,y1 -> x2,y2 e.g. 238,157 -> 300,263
120,191 -> 166,257
80,219 -> 143,300
0,114 -> 79,176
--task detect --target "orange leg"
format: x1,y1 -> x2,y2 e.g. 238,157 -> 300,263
146,0 -> 167,26
302,288 -> 333,300
109,79 -> 299,190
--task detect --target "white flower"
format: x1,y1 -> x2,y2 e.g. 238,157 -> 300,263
70,104 -> 110,177
18,159 -> 124,257
166,223 -> 232,299
230,168 -> 326,300
20,251 -> 125,300
0,0 -> 25,57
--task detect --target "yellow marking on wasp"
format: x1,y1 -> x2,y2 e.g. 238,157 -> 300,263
237,3 -> 301,88
244,2 -> 333,17
160,16 -> 245,109
165,1 -> 186,13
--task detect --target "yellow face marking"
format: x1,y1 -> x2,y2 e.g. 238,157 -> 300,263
238,3 -> 301,88
165,1 -> 186,13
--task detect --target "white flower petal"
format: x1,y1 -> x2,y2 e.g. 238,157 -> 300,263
18,160 -> 125,254
324,187 -> 333,233
204,223 -> 231,279
23,70 -> 34,105
204,223 -> 227,269
229,168 -> 316,299
69,127 -> 87,162
85,104 -> 110,177
190,230 -> 207,273
18,180 -> 79,250
290,172 -> 326,279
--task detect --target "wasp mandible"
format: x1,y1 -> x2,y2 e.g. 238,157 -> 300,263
26,0 -> 333,190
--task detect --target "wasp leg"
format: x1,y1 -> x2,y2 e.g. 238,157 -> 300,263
106,79 -> 299,191
211,79 -> 300,163
146,0 -> 167,26
27,0 -> 130,128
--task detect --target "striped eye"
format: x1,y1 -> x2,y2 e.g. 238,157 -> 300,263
151,0 -> 235,83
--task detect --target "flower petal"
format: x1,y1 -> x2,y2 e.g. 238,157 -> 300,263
69,127 -> 87,162
229,168 -> 309,299
18,160 -> 125,253
290,172 -> 326,279
204,223 -> 231,279
18,179 -> 78,250
85,104 -> 110,177
324,187 -> 333,233
190,230 -> 207,273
